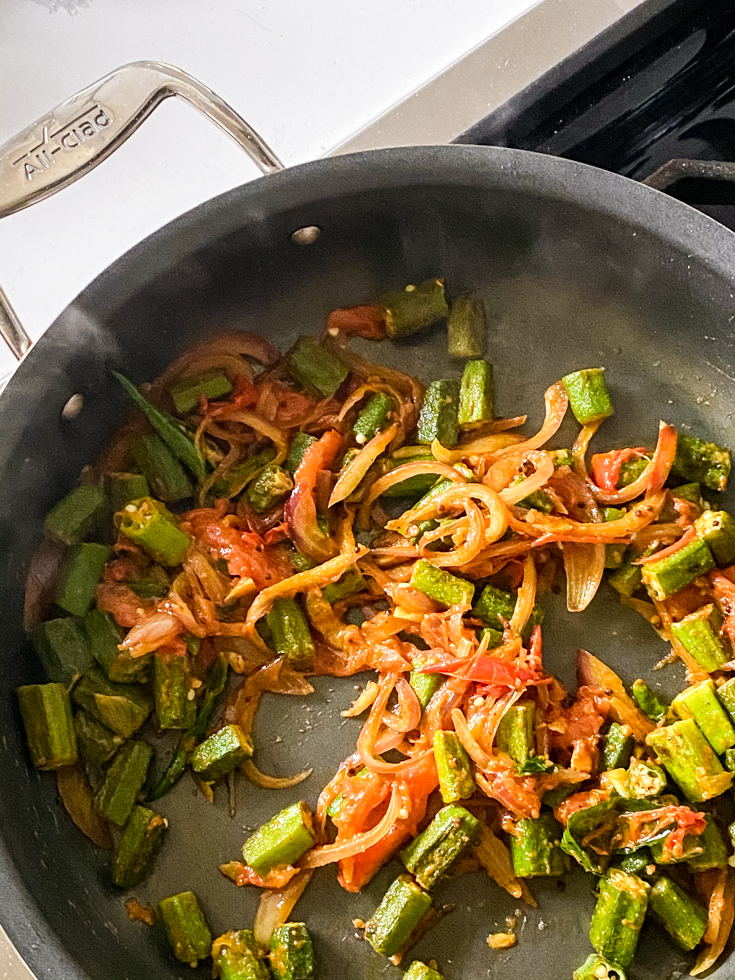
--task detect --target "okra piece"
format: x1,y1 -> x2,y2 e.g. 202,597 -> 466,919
401,804 -> 480,889
509,813 -> 566,877
448,297 -> 487,358
104,472 -> 150,513
114,372 -> 206,482
458,359 -> 493,428
381,278 -> 449,339
265,598 -> 316,671
608,555 -> 643,598
589,870 -> 650,969
269,923 -> 314,980
695,510 -> 735,566
433,730 -> 475,803
600,768 -> 630,798
31,617 -> 92,685
626,758 -> 667,799
670,604 -> 729,673
286,336 -> 350,398
154,653 -> 196,730
132,434 -> 193,502
616,850 -> 652,877
242,801 -> 316,877
403,963 -> 444,980
212,448 -> 276,498
603,508 -> 627,569
410,559 -> 474,608
18,683 -> 77,770
74,709 -> 124,765
649,825 -> 710,867
687,818 -> 728,871
118,496 -> 190,566
672,679 -> 735,754
671,433 -> 731,493
649,877 -> 708,951
364,874 -> 432,957
416,379 -> 460,447
563,368 -> 614,425
631,679 -> 669,723
72,666 -> 152,739
213,930 -> 271,980
190,724 -> 253,781
169,371 -> 233,414
411,464 -> 474,512
602,723 -> 634,772
573,954 -> 627,980
619,457 -> 648,487
473,584 -> 544,640
322,568 -> 366,604
353,392 -> 395,444
717,677 -> 735,724
641,537 -> 715,601
44,485 -> 108,546
647,718 -> 732,802
673,482 -> 705,509
158,891 -> 212,967
56,542 -> 112,617
285,433 -> 317,475
85,607 -> 149,683
516,481 -> 554,514
94,739 -> 152,826
112,804 -> 168,888
726,747 -> 735,772
410,653 -> 443,709
246,464 -> 294,514
381,451 -> 439,499
496,702 -> 535,765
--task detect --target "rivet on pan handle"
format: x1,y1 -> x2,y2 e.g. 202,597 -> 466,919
0,61 -> 285,361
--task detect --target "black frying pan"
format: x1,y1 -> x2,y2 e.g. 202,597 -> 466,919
2,63 -> 735,980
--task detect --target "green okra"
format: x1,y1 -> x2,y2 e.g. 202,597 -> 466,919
286,337 -> 349,398
190,724 -> 253,781
213,929 -> 271,980
213,448 -> 277,498
563,368 -> 614,425
602,723 -> 634,772
647,718 -> 733,802
573,954 -> 627,980
94,739 -> 152,826
132,435 -> 193,502
118,496 -> 190,566
353,392 -> 395,444
671,433 -> 731,493
246,464 -> 293,514
269,923 -> 314,980
379,449 -> 438,499
695,509 -> 735,567
112,804 -> 168,888
608,555 -> 643,598
616,850 -> 653,877
125,563 -> 171,600
114,372 -> 206,482
74,709 -> 124,765
44,485 -> 108,546
543,782 -> 576,808
18,683 -> 77,770
626,759 -> 667,799
321,568 -> 366,604
56,542 -> 112,617
473,584 -> 544,640
158,891 -> 212,967
687,818 -> 728,872
515,480 -> 554,514
496,701 -> 535,765
401,804 -> 480,890
619,457 -> 648,487
509,812 -> 567,877
410,559 -> 475,608
603,508 -> 628,569
31,617 -> 92,685
410,464 -> 474,512
673,482 -> 705,509
717,677 -> 735,725
169,372 -> 233,414
364,874 -> 432,957
416,379 -> 460,447
154,653 -> 196,730
672,679 -> 735,755
433,730 -> 475,803
631,679 -> 669,723
265,598 -> 316,671
72,666 -> 152,739
105,472 -> 150,513
649,877 -> 708,951
242,801 -> 316,877
589,870 -> 650,969
285,433 -> 317,475
671,604 -> 729,673
448,297 -> 487,359
725,747 -> 735,772
479,626 -> 504,649
381,279 -> 449,340
641,537 -> 715,601
85,607 -> 149,684
403,963 -> 444,980
601,768 -> 630,798
409,653 -> 443,709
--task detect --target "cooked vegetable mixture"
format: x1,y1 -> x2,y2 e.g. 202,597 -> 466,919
19,279 -> 735,978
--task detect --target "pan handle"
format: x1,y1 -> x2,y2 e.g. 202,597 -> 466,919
0,61 -> 284,361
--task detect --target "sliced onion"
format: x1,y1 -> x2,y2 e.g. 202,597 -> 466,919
374,727 -> 408,754
341,681 -> 381,718
120,610 -> 182,657
57,765 -> 113,849
571,419 -> 603,474
510,553 -> 538,633
634,526 -> 695,565
391,484 -> 508,550
586,422 -> 678,505
563,542 -> 605,613
576,649 -> 653,742
358,461 -> 466,528
382,677 -> 422,733
494,383 -> 568,457
692,868 -> 735,976
254,869 -> 314,947
242,759 -> 312,789
216,410 -> 288,465
498,452 -> 555,506
451,707 -> 493,770
330,424 -> 398,506
525,491 -> 666,541
358,675 -> 431,774
474,822 -> 523,900
431,433 -> 523,464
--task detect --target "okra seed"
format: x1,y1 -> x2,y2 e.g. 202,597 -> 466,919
290,225 -> 321,246
61,393 -> 84,420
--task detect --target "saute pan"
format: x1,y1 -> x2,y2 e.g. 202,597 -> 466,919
1,63 -> 735,980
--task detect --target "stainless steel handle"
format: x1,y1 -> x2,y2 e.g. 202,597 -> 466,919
0,61 -> 284,361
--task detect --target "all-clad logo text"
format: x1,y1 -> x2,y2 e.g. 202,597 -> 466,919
13,104 -> 113,180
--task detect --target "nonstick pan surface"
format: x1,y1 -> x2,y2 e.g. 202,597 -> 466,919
2,146 -> 735,980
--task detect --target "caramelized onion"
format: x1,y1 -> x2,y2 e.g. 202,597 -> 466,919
382,677 -> 422,733
431,433 -> 523,464
498,452 -> 555,506
330,424 -> 398,506
510,554 -> 537,634
359,461 -> 466,528
494,383 -> 568,457
586,422 -> 678,505
254,870 -> 314,947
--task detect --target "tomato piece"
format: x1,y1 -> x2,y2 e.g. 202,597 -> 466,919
183,510 -> 280,590
591,448 -> 647,492
325,305 -> 386,341
284,429 -> 342,563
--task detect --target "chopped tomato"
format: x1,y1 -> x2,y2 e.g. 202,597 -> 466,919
555,788 -> 610,827
325,305 -> 386,341
591,448 -> 647,492
219,860 -> 299,889
209,374 -> 258,415
421,654 -> 540,690
95,582 -> 154,628
284,429 -> 343,563
549,685 -> 609,764
183,511 -> 280,590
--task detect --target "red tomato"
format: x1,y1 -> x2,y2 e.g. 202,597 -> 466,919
184,512 -> 279,590
325,305 -> 386,341
590,447 -> 647,492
